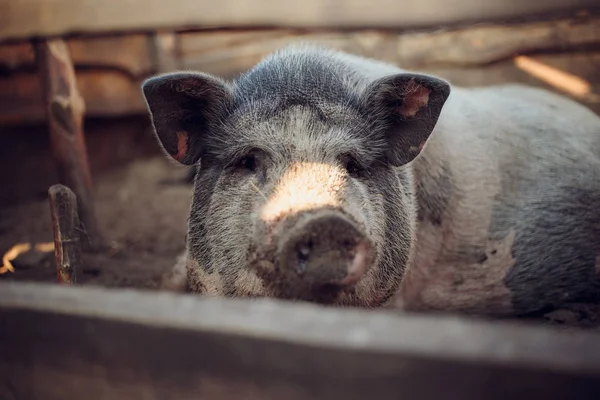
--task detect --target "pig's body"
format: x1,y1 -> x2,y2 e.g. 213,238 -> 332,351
143,45 -> 600,317
406,85 -> 600,315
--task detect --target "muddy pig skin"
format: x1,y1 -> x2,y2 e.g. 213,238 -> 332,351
142,44 -> 600,317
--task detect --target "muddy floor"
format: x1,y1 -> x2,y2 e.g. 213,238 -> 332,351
0,155 -> 191,290
0,116 -> 191,290
1,116 -> 599,330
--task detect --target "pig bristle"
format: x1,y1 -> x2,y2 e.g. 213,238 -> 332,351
144,42 -> 600,316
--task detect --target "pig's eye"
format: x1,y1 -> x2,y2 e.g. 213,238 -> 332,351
235,154 -> 257,172
344,158 -> 364,176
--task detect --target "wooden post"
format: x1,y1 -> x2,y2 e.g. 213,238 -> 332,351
33,38 -> 101,249
48,184 -> 82,284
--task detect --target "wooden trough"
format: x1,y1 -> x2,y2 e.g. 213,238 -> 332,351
2,1 -> 600,398
2,281 -> 600,400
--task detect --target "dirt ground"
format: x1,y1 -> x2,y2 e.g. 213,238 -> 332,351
1,116 -> 599,330
0,155 -> 191,290
0,116 -> 191,290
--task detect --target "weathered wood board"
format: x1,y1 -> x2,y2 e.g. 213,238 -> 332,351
0,35 -> 153,124
175,17 -> 600,113
0,71 -> 148,125
1,281 -> 600,400
177,16 -> 600,71
1,0 -> 599,42
1,16 -> 599,125
0,35 -> 153,75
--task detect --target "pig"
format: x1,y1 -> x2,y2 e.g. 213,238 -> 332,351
142,44 -> 600,317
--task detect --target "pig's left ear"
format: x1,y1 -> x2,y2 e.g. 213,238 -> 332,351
141,72 -> 234,165
363,73 -> 450,166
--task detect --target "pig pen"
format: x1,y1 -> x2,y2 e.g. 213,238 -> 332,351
1,1 -> 600,398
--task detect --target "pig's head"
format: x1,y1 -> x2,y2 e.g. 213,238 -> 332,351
142,48 -> 450,307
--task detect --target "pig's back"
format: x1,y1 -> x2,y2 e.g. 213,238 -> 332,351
407,83 -> 600,315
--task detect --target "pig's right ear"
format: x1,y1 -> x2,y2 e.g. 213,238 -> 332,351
141,72 -> 234,165
362,73 -> 451,167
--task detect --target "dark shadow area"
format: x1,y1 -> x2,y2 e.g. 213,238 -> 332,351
0,115 -> 193,290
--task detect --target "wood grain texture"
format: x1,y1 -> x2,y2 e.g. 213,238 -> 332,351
397,15 -> 600,66
0,70 -> 147,125
33,39 -> 100,247
2,51 -> 599,126
0,281 -> 600,400
1,17 -> 599,125
178,16 -> 600,72
0,35 -> 153,75
48,184 -> 82,284
151,32 -> 180,73
0,0 -> 598,42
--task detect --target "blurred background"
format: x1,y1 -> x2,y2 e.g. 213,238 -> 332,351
0,0 -> 599,325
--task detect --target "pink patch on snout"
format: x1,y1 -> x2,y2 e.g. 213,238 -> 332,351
339,240 -> 372,287
173,131 -> 188,162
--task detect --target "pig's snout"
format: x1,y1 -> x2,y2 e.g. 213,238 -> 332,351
277,212 -> 373,288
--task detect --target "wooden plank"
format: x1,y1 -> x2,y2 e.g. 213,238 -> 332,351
2,16 -> 599,126
48,184 -> 82,284
178,16 -> 600,73
1,16 -> 597,74
0,35 -> 154,76
178,29 -> 368,78
0,70 -> 147,125
0,0 -> 599,42
1,51 -> 598,126
178,26 -> 600,114
1,281 -> 600,400
33,39 -> 100,248
418,51 -> 600,113
151,32 -> 180,73
397,15 -> 600,67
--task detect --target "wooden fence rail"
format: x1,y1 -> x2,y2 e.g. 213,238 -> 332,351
1,281 -> 600,400
1,15 -> 600,125
1,0 -> 600,42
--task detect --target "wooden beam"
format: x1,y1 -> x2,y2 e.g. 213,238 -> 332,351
1,281 -> 600,399
0,70 -> 147,126
1,44 -> 598,127
1,16 -> 598,126
0,0 -> 599,43
177,16 -> 600,73
396,16 -> 600,67
0,35 -> 154,76
48,184 -> 82,284
33,39 -> 101,248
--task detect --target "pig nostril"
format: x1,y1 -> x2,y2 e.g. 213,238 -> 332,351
297,244 -> 311,261
296,258 -> 307,275
295,243 -> 311,275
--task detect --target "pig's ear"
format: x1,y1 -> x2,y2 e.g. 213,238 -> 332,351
141,72 -> 234,165
363,73 -> 450,166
